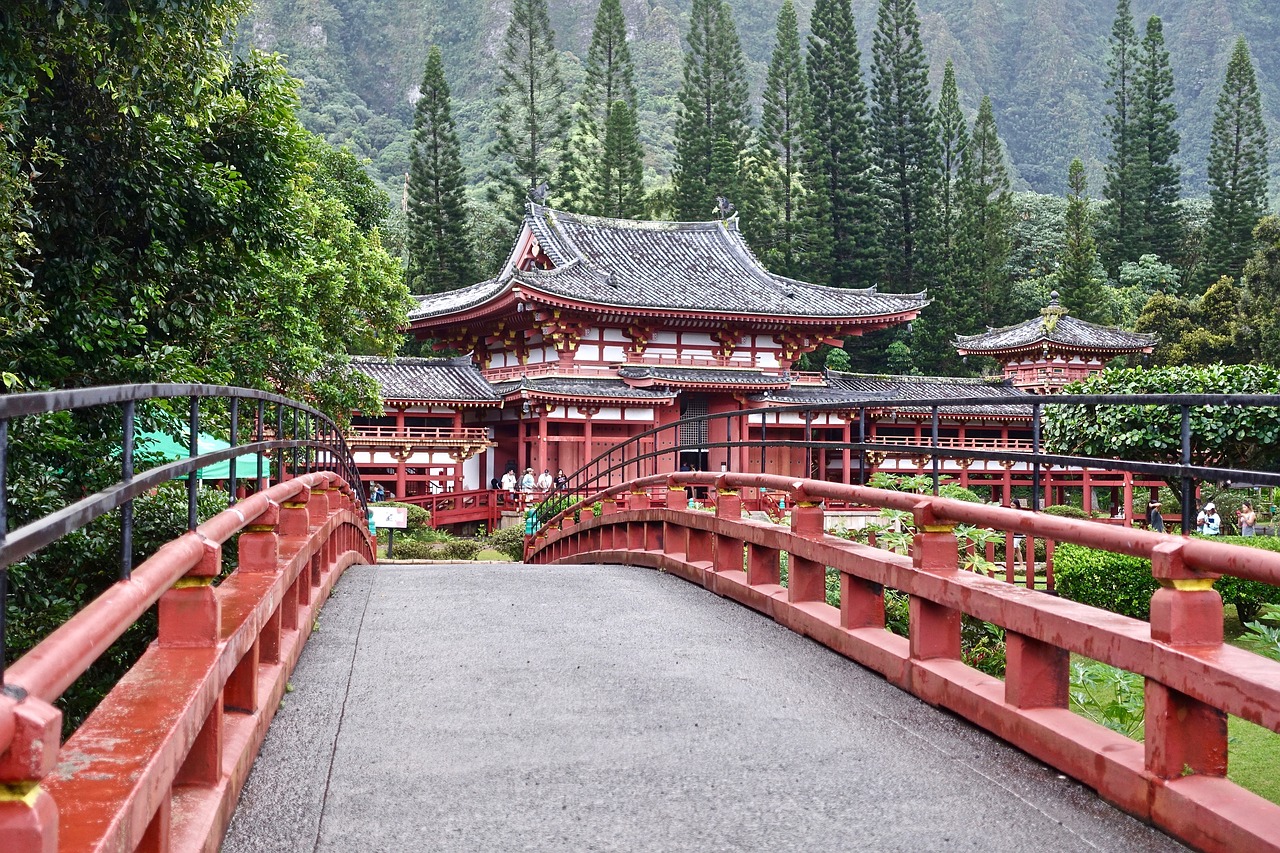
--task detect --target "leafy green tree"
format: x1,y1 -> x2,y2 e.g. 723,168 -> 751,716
1042,364 -> 1280,472
406,46 -> 475,294
1204,37 -> 1270,285
1058,159 -> 1108,323
1100,0 -> 1141,270
673,0 -> 751,221
758,0 -> 810,277
487,0 -> 570,221
935,60 -> 968,264
595,100 -> 646,218
1134,276 -> 1246,366
870,0 -> 940,294
1133,16 -> 1181,265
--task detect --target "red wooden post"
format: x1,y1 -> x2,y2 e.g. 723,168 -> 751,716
238,499 -> 280,572
668,484 -> 688,511
224,640 -> 260,714
909,502 -> 961,661
1004,633 -> 1068,708
746,542 -> 781,586
840,572 -> 884,629
788,498 -> 826,602
0,696 -> 61,853
714,487 -> 741,519
1145,541 -> 1227,779
158,537 -> 221,648
279,486 -> 311,538
136,794 -> 171,853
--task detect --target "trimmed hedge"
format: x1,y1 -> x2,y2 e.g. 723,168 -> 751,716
438,539 -> 480,561
1043,504 -> 1089,519
483,526 -> 526,561
387,539 -> 438,561
1054,536 -> 1280,622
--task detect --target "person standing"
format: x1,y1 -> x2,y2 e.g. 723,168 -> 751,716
501,469 -> 518,501
1147,501 -> 1165,533
537,468 -> 553,492
554,469 -> 569,490
1200,502 -> 1221,535
520,467 -> 536,493
1239,502 -> 1257,536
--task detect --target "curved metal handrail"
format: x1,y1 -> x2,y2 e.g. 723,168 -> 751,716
0,384 -> 368,688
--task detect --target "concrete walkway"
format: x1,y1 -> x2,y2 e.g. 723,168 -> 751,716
223,563 -> 1181,852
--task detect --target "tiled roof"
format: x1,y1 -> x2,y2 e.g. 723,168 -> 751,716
754,372 -> 1034,417
491,376 -> 678,401
411,205 -> 928,321
955,303 -> 1156,354
617,366 -> 790,388
349,356 -> 500,403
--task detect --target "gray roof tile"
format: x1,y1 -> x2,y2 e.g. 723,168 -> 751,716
411,205 -> 928,321
755,372 -> 1034,417
617,366 -> 790,387
349,356 -> 500,403
491,376 -> 678,401
955,308 -> 1156,354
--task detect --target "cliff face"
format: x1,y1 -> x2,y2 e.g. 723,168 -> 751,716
239,0 -> 1280,198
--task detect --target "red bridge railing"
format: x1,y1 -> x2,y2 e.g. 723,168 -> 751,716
527,472 -> 1280,853
1,471 -> 373,852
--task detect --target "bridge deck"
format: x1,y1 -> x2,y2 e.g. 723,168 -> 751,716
223,563 -> 1181,852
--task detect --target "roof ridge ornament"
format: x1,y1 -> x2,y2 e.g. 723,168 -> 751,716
528,181 -> 550,204
714,196 -> 736,221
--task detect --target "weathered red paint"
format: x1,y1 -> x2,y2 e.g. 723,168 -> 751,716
529,473 -> 1280,853
0,471 -> 373,853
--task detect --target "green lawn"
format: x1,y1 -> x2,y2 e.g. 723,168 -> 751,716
1229,716 -> 1280,804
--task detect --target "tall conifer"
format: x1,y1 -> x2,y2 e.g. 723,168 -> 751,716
1133,16 -> 1181,264
488,0 -> 570,221
958,97 -> 1013,325
935,59 -> 968,263
1205,37 -> 1269,284
1060,159 -> 1107,322
1101,0 -> 1141,269
759,0 -> 809,276
673,0 -> 751,221
807,0 -> 878,285
870,0 -> 939,294
595,101 -> 645,218
406,46 -> 475,294
558,0 -> 637,215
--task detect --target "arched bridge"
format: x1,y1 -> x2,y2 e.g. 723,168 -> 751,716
2,387 -> 1279,852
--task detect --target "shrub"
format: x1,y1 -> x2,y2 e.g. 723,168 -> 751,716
386,539 -> 438,561
1043,504 -> 1088,519
483,525 -> 526,561
1055,537 -> 1280,623
1053,543 -> 1157,620
438,539 -> 480,561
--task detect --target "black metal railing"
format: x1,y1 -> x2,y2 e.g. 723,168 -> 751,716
533,393 -> 1280,530
0,384 -> 366,690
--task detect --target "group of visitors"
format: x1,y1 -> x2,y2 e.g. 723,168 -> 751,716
1191,501 -> 1257,536
368,482 -> 393,503
497,465 -> 569,501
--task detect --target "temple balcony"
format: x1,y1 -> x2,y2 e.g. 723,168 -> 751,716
481,362 -> 617,382
346,425 -> 495,453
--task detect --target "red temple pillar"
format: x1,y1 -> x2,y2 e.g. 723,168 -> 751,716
517,416 -> 527,475
842,417 -> 851,485
537,408 -> 548,475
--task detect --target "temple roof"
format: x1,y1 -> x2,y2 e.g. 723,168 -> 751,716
349,356 -> 500,404
954,294 -> 1156,356
490,375 -> 678,403
410,204 -> 928,323
617,365 -> 791,389
755,372 -> 1034,418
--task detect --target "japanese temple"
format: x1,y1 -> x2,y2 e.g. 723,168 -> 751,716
348,205 -> 1157,517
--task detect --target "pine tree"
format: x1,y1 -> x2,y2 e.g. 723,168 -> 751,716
1101,0 -> 1141,269
935,59 -> 968,263
406,46 -> 475,294
870,0 -> 940,294
595,100 -> 645,218
759,0 -> 809,276
558,0 -> 637,216
915,94 -> 1011,374
1060,158 -> 1108,322
958,96 -> 1014,325
673,0 -> 751,221
1205,37 -> 1270,284
1133,16 -> 1181,264
806,0 -> 878,286
488,0 -> 570,222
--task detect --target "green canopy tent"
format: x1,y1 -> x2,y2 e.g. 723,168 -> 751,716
136,431 -> 273,481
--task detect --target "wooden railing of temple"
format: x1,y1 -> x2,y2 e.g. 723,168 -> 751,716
346,425 -> 492,447
526,471 -> 1280,853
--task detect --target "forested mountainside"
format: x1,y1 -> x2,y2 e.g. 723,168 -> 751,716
238,0 -> 1280,199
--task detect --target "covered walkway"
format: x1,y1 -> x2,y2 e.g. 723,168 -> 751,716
224,564 -> 1179,852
